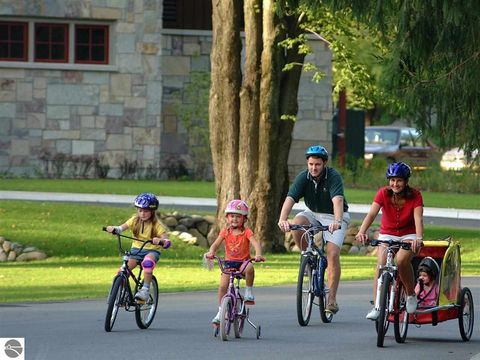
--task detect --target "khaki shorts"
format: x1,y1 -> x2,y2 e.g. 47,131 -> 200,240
294,210 -> 350,248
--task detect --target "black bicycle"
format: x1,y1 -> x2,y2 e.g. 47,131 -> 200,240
103,227 -> 159,332
291,224 -> 333,326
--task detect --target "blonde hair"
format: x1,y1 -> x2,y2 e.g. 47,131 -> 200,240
131,210 -> 161,238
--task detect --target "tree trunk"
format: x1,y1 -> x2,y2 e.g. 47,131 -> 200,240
209,0 -> 307,251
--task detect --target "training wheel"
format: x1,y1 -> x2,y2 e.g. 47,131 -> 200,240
213,324 -> 219,337
256,325 -> 261,339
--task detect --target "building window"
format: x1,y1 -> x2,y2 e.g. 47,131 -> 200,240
163,0 -> 213,30
0,21 -> 28,61
34,23 -> 68,62
75,25 -> 109,64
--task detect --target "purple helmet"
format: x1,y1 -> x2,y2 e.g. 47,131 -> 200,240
386,162 -> 411,179
134,193 -> 159,210
225,199 -> 249,216
305,145 -> 328,160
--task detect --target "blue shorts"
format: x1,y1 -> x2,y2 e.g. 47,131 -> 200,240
129,248 -> 161,262
224,260 -> 244,270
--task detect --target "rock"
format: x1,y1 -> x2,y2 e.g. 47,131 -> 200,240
162,216 -> 178,227
174,224 -> 188,232
7,250 -> 16,261
0,236 -> 4,245
2,240 -> 12,253
22,247 -> 37,253
203,215 -> 216,224
0,251 -> 7,262
348,245 -> 360,254
344,235 -> 355,245
188,228 -> 208,247
178,217 -> 195,228
195,220 -> 210,236
16,251 -> 47,261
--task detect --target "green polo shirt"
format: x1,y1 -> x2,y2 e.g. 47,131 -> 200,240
287,167 -> 349,214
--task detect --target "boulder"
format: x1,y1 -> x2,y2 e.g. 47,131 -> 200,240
16,251 -> 47,261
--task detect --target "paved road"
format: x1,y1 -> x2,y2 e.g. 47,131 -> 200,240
1,280 -> 479,360
1,191 -> 479,228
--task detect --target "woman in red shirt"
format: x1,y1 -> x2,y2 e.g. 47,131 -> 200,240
355,162 -> 424,320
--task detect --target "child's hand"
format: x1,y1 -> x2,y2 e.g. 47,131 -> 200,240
254,255 -> 265,262
106,226 -> 114,233
204,252 -> 215,260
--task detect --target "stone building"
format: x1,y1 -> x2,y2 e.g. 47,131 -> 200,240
0,0 -> 333,180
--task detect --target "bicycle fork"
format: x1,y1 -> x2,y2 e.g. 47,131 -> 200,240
374,271 -> 397,313
313,256 -> 328,297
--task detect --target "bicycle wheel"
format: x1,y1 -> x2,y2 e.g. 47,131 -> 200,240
376,272 -> 392,347
105,275 -> 126,332
135,276 -> 159,329
220,296 -> 233,341
458,287 -> 474,341
318,259 -> 333,323
234,298 -> 245,338
394,280 -> 409,343
297,256 -> 314,326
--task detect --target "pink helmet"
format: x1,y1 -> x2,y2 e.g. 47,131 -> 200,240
225,199 -> 249,216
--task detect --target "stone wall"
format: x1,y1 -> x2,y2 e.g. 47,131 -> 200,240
1,2 -> 333,180
0,0 -> 163,177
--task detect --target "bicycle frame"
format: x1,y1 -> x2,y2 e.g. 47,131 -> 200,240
370,239 -> 412,347
291,223 -> 333,326
103,227 -> 159,332
211,256 -> 261,340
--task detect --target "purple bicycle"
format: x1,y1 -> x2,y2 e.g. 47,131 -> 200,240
210,256 -> 262,341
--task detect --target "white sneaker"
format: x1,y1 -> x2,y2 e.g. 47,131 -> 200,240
244,289 -> 255,302
212,312 -> 220,324
134,287 -> 149,301
366,308 -> 380,320
406,295 -> 418,314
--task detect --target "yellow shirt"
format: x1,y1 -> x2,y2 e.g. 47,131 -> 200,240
125,216 -> 166,251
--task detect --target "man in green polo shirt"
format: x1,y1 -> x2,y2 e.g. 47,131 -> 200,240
278,145 -> 350,314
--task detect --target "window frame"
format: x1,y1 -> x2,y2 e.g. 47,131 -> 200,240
74,24 -> 109,65
0,18 -> 114,70
0,21 -> 28,62
34,22 -> 69,63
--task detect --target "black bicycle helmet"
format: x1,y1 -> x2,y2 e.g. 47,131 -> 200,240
386,162 -> 411,179
418,256 -> 440,280
305,145 -> 328,160
134,193 -> 159,210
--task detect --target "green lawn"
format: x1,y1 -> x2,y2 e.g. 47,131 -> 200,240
0,200 -> 478,303
1,178 -> 480,209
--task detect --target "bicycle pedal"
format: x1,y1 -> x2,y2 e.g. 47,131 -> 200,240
245,300 -> 255,305
136,299 -> 146,305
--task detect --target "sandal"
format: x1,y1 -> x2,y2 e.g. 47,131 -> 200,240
326,302 -> 339,314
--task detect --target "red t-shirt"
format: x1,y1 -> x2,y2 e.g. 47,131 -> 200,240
219,227 -> 253,261
374,186 -> 423,236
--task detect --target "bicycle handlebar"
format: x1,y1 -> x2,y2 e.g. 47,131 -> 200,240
209,255 -> 263,276
370,239 -> 412,251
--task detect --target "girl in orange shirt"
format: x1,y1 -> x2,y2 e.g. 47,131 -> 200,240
206,200 -> 265,324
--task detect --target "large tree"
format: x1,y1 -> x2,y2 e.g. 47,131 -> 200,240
326,0 -> 480,152
209,0 -> 308,251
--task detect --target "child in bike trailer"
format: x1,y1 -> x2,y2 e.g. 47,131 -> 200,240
205,199 -> 265,324
106,193 -> 171,301
415,256 -> 440,307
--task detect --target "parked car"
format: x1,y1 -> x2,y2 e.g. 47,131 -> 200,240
364,126 -> 437,169
440,147 -> 479,171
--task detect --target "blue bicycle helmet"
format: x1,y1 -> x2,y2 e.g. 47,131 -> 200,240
134,193 -> 159,210
386,162 -> 411,179
305,145 -> 328,160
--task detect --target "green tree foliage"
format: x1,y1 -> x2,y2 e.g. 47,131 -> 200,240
325,0 -> 480,153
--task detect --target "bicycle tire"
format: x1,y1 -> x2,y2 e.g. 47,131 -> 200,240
220,296 -> 233,341
318,258 -> 333,323
234,298 -> 245,338
394,280 -> 409,343
376,272 -> 392,347
135,275 -> 159,329
105,275 -> 125,332
297,255 -> 314,326
458,287 -> 474,341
